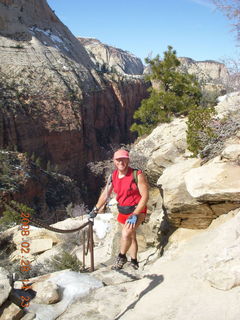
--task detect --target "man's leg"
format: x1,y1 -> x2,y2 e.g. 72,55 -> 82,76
120,213 -> 145,256
111,213 -> 145,270
112,213 -> 145,270
128,231 -> 138,259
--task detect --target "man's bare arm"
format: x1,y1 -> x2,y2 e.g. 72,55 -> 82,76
132,172 -> 149,215
95,179 -> 113,212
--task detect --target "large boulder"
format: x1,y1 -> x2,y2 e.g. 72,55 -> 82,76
131,118 -> 187,183
31,281 -> 60,304
157,158 -> 216,229
0,267 -> 12,307
185,158 -> 240,202
157,154 -> 240,229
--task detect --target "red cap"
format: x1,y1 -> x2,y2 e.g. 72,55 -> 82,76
113,149 -> 129,160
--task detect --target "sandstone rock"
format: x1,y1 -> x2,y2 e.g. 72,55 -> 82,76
10,238 -> 56,263
215,92 -> 240,118
26,270 -> 103,320
185,159 -> 240,201
141,190 -> 164,247
30,245 -> 62,270
78,37 -> 144,75
133,118 -> 187,158
224,130 -> 240,146
14,269 -> 68,289
178,57 -> 229,84
13,227 -> 61,247
11,238 -> 52,258
210,202 -> 240,219
0,225 -> 18,243
117,210 -> 240,320
205,257 -> 240,290
29,238 -> 53,254
144,57 -> 229,86
9,249 -> 34,262
132,118 -> 187,183
193,210 -> 240,291
21,312 -> 36,320
221,144 -> 240,162
93,265 -> 142,286
0,302 -> 24,320
57,283 -> 132,320
0,267 -> 12,307
0,151 -> 81,221
157,158 -> 215,229
31,280 -> 60,304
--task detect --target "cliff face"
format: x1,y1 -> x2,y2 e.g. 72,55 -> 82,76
178,57 -> 229,84
0,0 -> 148,182
0,151 -> 81,220
78,37 -> 144,75
0,76 -> 147,179
144,56 -> 229,88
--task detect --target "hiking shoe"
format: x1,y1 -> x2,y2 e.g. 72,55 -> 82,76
111,256 -> 127,270
130,260 -> 139,270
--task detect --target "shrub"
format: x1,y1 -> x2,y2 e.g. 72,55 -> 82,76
49,251 -> 82,272
186,106 -> 216,157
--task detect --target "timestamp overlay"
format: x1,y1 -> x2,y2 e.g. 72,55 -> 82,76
19,211 -> 32,308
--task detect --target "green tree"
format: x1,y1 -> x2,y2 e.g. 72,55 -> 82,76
130,46 -> 202,135
0,201 -> 35,227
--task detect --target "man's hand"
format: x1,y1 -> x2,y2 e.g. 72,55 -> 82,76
126,214 -> 138,228
88,206 -> 98,220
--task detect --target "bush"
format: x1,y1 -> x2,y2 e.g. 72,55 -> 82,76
49,251 -> 82,272
200,112 -> 240,160
186,106 -> 216,157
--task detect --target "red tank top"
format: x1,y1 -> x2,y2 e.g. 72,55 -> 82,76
112,167 -> 142,206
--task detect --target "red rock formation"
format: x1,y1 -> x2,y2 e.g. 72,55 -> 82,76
0,0 -> 149,183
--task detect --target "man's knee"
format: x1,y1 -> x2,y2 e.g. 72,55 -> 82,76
121,227 -> 135,240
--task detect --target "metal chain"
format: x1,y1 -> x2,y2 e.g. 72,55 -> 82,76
0,195 -> 91,234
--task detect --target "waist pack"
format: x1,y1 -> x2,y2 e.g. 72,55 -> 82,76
117,204 -> 136,214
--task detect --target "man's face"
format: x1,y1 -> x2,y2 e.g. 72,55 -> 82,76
114,157 -> 129,172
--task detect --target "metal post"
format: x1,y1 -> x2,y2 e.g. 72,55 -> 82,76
89,221 -> 94,272
82,230 -> 85,270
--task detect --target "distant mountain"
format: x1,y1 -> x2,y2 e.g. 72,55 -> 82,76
78,37 -> 144,75
144,56 -> 229,87
178,57 -> 229,83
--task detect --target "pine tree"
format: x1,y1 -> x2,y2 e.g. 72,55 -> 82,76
130,46 -> 202,135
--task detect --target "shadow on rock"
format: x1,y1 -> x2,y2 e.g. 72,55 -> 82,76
114,273 -> 164,319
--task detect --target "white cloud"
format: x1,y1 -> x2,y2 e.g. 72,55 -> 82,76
187,0 -> 214,9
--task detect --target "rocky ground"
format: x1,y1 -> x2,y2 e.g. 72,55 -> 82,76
11,208 -> 238,320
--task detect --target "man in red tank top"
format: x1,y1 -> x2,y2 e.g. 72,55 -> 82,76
89,149 -> 149,270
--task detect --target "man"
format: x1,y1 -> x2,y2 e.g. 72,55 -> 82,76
89,149 -> 149,270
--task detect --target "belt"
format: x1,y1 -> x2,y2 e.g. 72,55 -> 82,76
117,205 -> 136,214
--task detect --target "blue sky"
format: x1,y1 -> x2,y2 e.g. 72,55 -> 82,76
47,0 -> 238,64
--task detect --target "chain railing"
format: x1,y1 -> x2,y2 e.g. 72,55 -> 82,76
0,195 -> 95,272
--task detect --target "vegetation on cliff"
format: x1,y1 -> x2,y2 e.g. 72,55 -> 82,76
130,46 -> 220,157
0,151 -> 81,226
